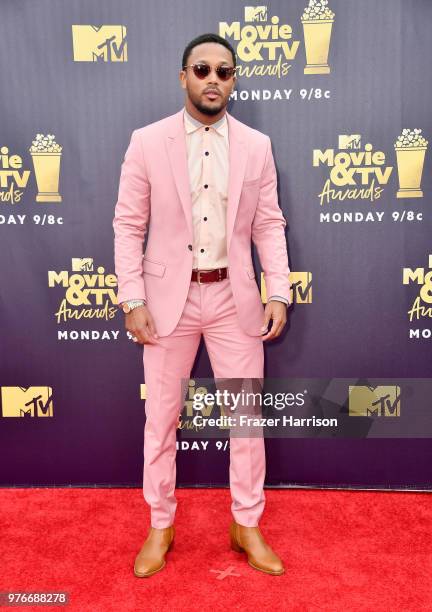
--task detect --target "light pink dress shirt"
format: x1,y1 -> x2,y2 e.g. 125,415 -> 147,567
183,107 -> 229,270
183,107 -> 288,306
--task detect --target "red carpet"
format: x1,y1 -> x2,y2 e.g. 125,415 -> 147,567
1,487 -> 431,611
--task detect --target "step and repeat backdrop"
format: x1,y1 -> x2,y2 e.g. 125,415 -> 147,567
1,0 -> 432,489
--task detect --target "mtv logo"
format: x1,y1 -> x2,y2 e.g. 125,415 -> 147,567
244,6 -> 268,22
339,135 -> 361,150
289,272 -> 312,304
72,25 -> 127,62
349,386 -> 401,417
1,387 -> 53,418
260,271 -> 311,304
71,258 -> 93,272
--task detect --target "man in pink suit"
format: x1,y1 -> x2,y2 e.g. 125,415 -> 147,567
113,33 -> 291,578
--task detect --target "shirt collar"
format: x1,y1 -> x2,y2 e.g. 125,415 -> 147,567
183,107 -> 227,136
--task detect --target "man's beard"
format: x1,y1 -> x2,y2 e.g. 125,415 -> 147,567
190,93 -> 226,116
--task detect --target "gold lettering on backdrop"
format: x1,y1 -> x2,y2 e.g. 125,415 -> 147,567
54,298 -> 117,324
0,147 -> 30,203
313,143 -> 393,205
219,15 -> 299,78
48,263 -> 118,323
318,179 -> 384,205
403,257 -> 432,322
407,297 -> 432,321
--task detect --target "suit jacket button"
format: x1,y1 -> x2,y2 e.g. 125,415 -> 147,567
188,244 -> 192,250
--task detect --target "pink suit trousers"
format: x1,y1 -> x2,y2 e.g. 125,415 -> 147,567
142,274 -> 265,529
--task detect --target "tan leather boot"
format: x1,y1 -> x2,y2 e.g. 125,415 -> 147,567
133,525 -> 175,577
229,521 -> 284,575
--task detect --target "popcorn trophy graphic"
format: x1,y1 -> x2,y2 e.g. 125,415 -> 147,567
301,0 -> 335,74
29,134 -> 62,202
394,129 -> 428,198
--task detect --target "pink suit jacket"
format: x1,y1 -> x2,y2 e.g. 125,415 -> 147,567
113,107 -> 291,337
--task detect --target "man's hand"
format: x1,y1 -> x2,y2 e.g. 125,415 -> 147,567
124,305 -> 159,344
260,301 -> 288,341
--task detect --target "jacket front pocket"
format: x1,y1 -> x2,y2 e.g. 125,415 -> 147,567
142,257 -> 166,277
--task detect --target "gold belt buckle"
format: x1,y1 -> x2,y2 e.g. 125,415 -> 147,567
197,270 -> 203,285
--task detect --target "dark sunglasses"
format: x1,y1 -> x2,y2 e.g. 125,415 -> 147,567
183,62 -> 236,81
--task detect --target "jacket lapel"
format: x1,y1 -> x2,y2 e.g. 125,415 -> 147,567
166,108 -> 248,254
166,110 -> 193,237
226,112 -> 247,253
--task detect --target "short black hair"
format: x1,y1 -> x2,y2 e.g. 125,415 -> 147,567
182,33 -> 236,69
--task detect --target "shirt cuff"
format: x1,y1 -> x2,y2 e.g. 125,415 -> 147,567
268,295 -> 289,306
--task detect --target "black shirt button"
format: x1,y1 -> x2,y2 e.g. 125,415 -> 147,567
205,127 -> 209,131
204,184 -> 208,189
203,216 -> 207,221
188,244 -> 192,250
205,151 -> 209,156
200,248 -> 204,253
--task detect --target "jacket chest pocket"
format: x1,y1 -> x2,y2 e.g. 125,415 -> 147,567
243,176 -> 260,188
240,177 -> 261,206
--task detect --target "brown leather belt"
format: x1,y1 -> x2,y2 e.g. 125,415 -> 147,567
191,267 -> 228,284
